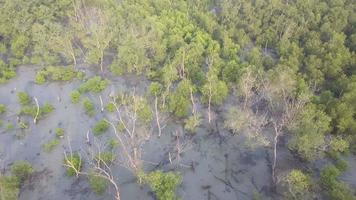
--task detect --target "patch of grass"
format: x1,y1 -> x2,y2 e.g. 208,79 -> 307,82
55,127 -> 64,138
0,60 -> 16,84
78,76 -> 108,93
88,171 -> 108,194
17,92 -> 31,105
10,160 -> 33,183
108,138 -> 119,149
35,72 -> 46,84
83,98 -> 95,117
35,66 -> 80,84
0,175 -> 20,200
105,102 -> 115,112
93,119 -> 109,136
64,153 -> 82,177
143,171 -> 182,200
43,139 -> 60,153
18,121 -> 29,129
6,123 -> 14,130
96,151 -> 115,164
70,90 -> 81,103
0,104 -> 6,114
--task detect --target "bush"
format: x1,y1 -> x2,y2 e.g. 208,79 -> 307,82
78,76 -> 108,93
35,72 -> 46,84
40,103 -> 54,115
184,114 -> 201,133
96,151 -> 115,164
35,66 -> 79,84
108,139 -> 119,149
105,102 -> 115,112
144,171 -> 182,200
0,104 -> 6,114
70,90 -> 81,104
55,128 -> 64,138
88,172 -> 108,194
64,153 -> 82,177
93,119 -> 109,136
83,98 -> 95,117
284,170 -> 312,199
10,161 -> 33,183
0,175 -> 19,200
17,92 -> 31,105
320,165 -> 356,200
330,136 -> 349,153
43,139 -> 60,153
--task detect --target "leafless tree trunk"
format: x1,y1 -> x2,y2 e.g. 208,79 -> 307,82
33,97 -> 39,124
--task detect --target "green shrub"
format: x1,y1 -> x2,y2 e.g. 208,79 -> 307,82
83,98 -> 95,117
88,172 -> 108,194
284,170 -> 312,199
70,90 -> 81,103
105,102 -> 115,112
143,171 -> 182,200
184,114 -> 201,134
0,104 -> 6,114
93,119 -> 109,136
108,139 -> 119,149
96,151 -> 115,164
0,175 -> 20,200
320,165 -> 356,200
64,153 -> 82,177
55,128 -> 64,138
6,123 -> 14,130
35,72 -> 46,84
35,66 -> 79,84
330,137 -> 349,153
17,92 -> 31,105
18,121 -> 29,129
78,76 -> 108,93
40,103 -> 54,115
43,139 -> 60,153
10,161 -> 33,183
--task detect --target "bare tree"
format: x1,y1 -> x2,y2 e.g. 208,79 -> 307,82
104,93 -> 153,183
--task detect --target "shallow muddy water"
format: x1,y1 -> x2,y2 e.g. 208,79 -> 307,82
0,66 -> 355,200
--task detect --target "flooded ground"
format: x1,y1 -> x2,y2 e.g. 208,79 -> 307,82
0,66 -> 355,200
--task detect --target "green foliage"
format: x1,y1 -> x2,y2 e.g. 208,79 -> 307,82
83,98 -> 95,117
0,104 -> 6,114
70,90 -> 81,104
168,80 -> 193,118
224,107 -> 250,134
35,72 -> 46,84
6,123 -> 14,130
184,114 -> 201,133
288,104 -> 331,160
78,76 -> 108,93
93,119 -> 109,136
105,102 -> 115,112
96,151 -> 115,164
0,175 -> 19,200
284,170 -> 312,199
201,70 -> 229,106
17,92 -> 31,105
320,165 -> 356,200
88,172 -> 108,195
10,161 -> 33,183
43,139 -> 60,153
143,171 -> 182,200
55,128 -> 64,138
35,66 -> 78,84
64,153 -> 82,177
330,136 -> 350,153
107,138 -> 119,149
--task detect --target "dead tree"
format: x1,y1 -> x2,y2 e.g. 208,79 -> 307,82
105,93 -> 153,183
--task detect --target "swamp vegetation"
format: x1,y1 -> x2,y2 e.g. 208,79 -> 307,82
0,0 -> 355,200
